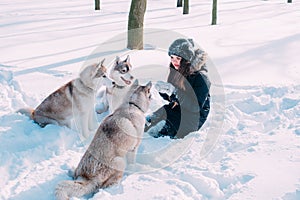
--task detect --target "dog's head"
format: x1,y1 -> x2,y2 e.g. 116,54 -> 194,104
80,59 -> 113,90
109,55 -> 135,87
129,81 -> 152,113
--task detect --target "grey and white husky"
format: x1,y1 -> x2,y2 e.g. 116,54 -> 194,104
18,59 -> 112,138
55,81 -> 152,200
96,55 -> 135,114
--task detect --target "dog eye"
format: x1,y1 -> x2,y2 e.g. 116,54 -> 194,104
121,66 -> 129,73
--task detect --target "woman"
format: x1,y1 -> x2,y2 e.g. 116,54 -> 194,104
145,38 -> 211,139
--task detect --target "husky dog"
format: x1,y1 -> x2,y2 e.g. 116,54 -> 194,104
96,55 -> 135,114
55,81 -> 152,200
18,59 -> 112,138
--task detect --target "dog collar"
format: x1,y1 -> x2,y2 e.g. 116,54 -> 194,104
113,83 -> 126,89
79,79 -> 94,92
129,102 -> 144,113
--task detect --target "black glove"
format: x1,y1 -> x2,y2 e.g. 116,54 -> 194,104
169,93 -> 178,103
159,92 -> 171,102
159,92 -> 179,109
159,92 -> 178,102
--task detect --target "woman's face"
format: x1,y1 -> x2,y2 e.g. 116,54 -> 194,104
170,55 -> 182,70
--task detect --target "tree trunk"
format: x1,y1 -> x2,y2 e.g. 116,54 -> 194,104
177,0 -> 183,7
287,0 -> 292,3
95,0 -> 100,10
127,0 -> 147,50
211,0 -> 217,25
183,0 -> 189,14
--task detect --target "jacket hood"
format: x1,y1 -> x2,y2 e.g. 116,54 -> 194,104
190,48 -> 208,74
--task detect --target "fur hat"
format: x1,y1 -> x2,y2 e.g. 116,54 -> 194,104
168,38 -> 195,62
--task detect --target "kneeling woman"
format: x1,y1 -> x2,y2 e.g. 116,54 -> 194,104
145,38 -> 211,139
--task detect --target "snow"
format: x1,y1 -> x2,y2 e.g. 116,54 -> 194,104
1,0 -> 300,199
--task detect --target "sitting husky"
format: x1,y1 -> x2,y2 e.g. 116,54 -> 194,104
96,55 -> 135,114
18,59 -> 112,138
55,81 -> 152,200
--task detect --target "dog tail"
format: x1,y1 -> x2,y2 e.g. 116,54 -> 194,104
17,108 -> 34,119
55,179 -> 98,200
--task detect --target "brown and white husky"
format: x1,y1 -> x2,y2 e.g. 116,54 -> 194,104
18,59 -> 112,138
55,81 -> 152,200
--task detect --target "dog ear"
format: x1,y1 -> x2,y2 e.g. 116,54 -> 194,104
99,58 -> 105,66
98,59 -> 107,73
131,79 -> 139,87
129,79 -> 139,91
125,55 -> 130,63
115,56 -> 120,65
145,81 -> 152,91
94,60 -> 107,77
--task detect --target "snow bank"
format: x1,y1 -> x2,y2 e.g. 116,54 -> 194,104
0,69 -> 299,199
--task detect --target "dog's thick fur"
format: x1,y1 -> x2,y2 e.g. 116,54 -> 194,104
18,59 -> 112,138
96,55 -> 135,114
55,81 -> 152,200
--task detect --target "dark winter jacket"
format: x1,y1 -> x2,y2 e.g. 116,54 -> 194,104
154,49 -> 211,138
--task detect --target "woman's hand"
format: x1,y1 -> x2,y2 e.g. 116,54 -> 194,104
171,101 -> 178,109
159,92 -> 179,109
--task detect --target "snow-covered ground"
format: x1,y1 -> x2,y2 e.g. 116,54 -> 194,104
0,0 -> 299,199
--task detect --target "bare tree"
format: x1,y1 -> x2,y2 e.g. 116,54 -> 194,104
183,0 -> 189,14
127,0 -> 147,50
95,0 -> 100,10
177,0 -> 183,7
211,0 -> 217,25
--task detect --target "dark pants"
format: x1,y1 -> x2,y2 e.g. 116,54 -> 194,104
145,104 -> 200,139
